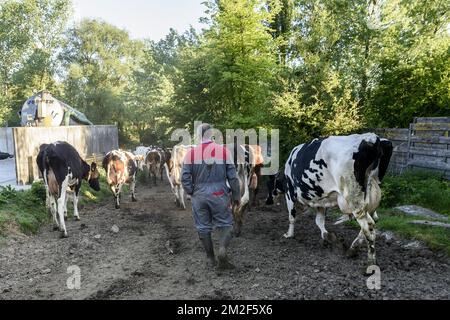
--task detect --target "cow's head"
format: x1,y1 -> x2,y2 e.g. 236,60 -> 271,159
87,162 -> 101,191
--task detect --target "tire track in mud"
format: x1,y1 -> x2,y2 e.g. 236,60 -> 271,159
0,181 -> 449,300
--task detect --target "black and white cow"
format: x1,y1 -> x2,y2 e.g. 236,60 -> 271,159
37,142 -> 100,238
265,170 -> 287,205
228,144 -> 254,236
281,133 -> 393,266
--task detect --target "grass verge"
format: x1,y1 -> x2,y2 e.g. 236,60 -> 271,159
0,171 -> 112,238
334,170 -> 450,255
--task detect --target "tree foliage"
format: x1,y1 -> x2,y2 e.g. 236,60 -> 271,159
0,0 -> 448,153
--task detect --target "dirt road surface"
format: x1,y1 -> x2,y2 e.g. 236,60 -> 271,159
0,182 -> 449,300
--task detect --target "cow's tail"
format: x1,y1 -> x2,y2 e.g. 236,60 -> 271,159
363,137 -> 386,213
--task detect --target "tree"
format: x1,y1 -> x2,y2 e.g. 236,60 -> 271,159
0,0 -> 71,126
61,19 -> 142,140
174,0 -> 282,130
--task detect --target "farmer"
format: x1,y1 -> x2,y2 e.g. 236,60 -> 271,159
181,123 -> 240,269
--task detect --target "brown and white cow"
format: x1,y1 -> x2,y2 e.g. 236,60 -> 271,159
145,148 -> 166,186
102,150 -> 138,209
245,144 -> 264,208
168,145 -> 192,209
37,141 -> 100,238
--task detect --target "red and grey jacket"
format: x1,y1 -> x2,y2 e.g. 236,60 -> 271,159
181,141 -> 240,201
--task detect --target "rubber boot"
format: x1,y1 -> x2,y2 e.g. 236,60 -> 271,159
217,227 -> 235,270
198,232 -> 216,268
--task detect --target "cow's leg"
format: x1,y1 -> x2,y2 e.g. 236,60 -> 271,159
251,170 -> 260,207
64,191 -> 70,220
232,206 -> 242,237
165,164 -> 174,189
371,211 -> 379,222
48,194 -> 59,230
175,188 -> 180,207
131,175 -> 137,202
346,229 -> 366,258
57,175 -> 70,238
43,170 -> 51,210
315,208 -> 337,243
73,187 -> 80,221
355,212 -> 377,266
179,186 -> 186,210
233,203 -> 248,237
147,166 -> 152,188
284,195 -> 297,238
112,184 -> 121,209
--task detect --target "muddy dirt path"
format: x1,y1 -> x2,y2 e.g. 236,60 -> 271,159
0,182 -> 449,300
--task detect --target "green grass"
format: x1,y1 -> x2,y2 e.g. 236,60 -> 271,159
0,172 -> 111,238
376,209 -> 450,255
0,182 -> 49,236
380,170 -> 450,216
331,170 -> 450,255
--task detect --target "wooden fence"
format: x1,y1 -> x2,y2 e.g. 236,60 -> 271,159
375,117 -> 450,179
12,125 -> 118,185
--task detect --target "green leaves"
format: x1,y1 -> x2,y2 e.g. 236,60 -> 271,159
0,0 -> 448,153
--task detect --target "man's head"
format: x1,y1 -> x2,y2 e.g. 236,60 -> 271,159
197,123 -> 213,142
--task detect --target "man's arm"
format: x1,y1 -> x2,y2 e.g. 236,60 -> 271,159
181,163 -> 194,195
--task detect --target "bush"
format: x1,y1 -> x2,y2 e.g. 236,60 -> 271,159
381,170 -> 450,216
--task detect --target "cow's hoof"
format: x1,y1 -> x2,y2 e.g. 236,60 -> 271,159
75,216 -> 81,221
132,197 -> 137,202
324,232 -> 337,243
115,205 -> 120,209
346,248 -> 359,259
53,225 -> 59,231
60,232 -> 68,239
283,233 -> 294,239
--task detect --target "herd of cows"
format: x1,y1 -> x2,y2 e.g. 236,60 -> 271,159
35,132 -> 393,266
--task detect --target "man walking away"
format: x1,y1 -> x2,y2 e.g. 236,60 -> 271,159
181,123 -> 240,269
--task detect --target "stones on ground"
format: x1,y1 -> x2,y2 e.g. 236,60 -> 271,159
379,231 -> 395,244
41,268 -> 51,274
255,267 -> 261,273
94,234 -> 101,240
81,238 -> 94,249
111,225 -> 120,233
402,241 -> 422,249
408,220 -> 450,229
165,240 -> 174,254
395,205 -> 448,220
